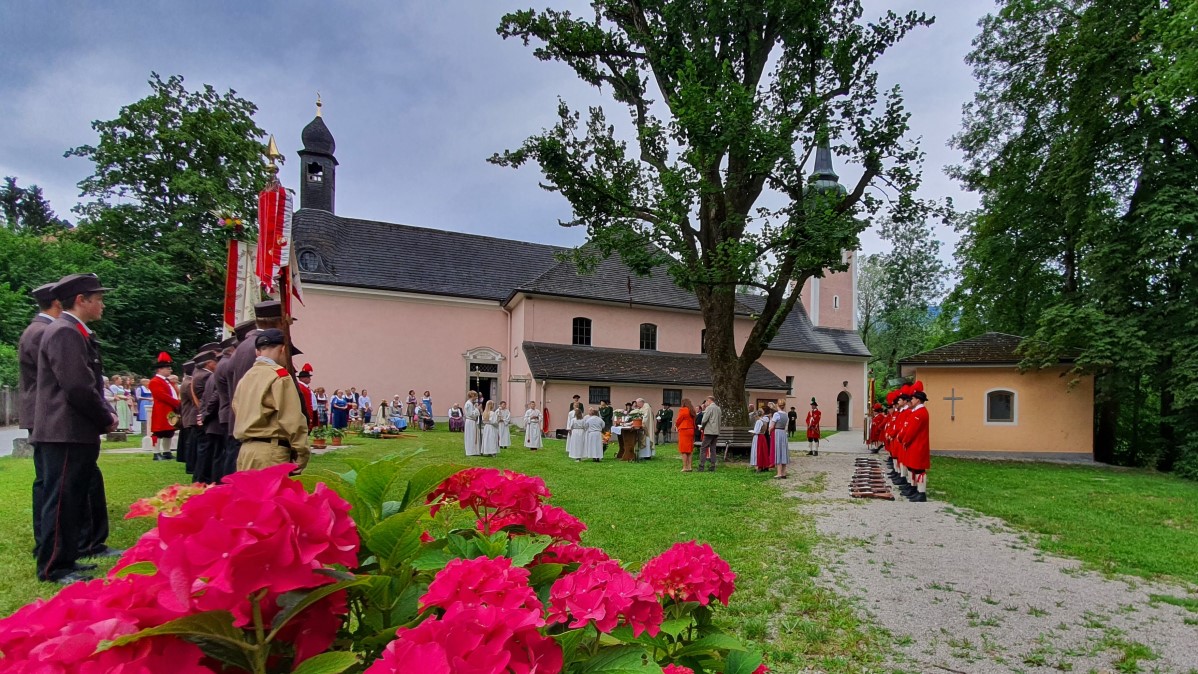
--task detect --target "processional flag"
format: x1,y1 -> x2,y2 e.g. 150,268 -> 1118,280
219,214 -> 258,336
256,135 -> 304,312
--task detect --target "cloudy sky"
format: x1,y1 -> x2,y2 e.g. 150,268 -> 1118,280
0,0 -> 989,259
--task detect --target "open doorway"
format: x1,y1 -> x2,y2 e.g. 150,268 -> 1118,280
836,391 -> 851,431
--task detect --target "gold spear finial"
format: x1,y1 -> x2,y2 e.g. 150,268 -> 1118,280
316,92 -> 322,117
265,134 -> 282,179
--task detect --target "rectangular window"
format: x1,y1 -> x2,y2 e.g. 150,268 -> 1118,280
588,386 -> 610,405
662,388 -> 682,407
986,390 -> 1015,423
572,317 -> 592,346
639,323 -> 657,350
785,376 -> 794,396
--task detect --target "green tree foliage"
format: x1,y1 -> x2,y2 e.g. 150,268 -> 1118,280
946,0 -> 1198,476
1,177 -> 71,233
1138,0 -> 1198,106
492,1 -> 939,424
857,218 -> 946,388
65,73 -> 269,370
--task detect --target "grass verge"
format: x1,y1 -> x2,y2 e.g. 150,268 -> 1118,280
932,457 -> 1198,585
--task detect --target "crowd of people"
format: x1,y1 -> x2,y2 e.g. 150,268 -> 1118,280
17,272 -> 322,584
313,388 -> 437,431
867,382 -> 932,502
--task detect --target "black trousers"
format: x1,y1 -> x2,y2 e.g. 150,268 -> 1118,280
31,441 -> 46,551
79,461 -> 110,556
194,432 -> 225,484
36,442 -> 100,581
221,436 -> 242,481
176,426 -> 190,464
183,427 -> 198,474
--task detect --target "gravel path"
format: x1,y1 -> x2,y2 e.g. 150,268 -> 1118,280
782,441 -> 1198,674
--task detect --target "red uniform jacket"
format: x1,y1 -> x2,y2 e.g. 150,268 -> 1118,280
297,380 -> 316,429
870,413 -> 885,443
900,405 -> 930,470
891,408 -> 910,463
148,374 -> 180,433
805,410 -> 822,440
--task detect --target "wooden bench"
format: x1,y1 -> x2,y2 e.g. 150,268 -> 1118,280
719,427 -> 756,461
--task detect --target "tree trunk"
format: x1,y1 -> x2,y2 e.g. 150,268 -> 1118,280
698,287 -> 751,427
1157,356 -> 1177,472
1093,372 -> 1118,464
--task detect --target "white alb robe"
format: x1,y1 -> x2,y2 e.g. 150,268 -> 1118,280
497,408 -> 512,447
481,412 -> 500,456
583,415 -> 605,460
566,416 -> 587,459
464,401 -> 481,456
524,409 -> 542,449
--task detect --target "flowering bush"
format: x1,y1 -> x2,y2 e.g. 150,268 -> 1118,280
0,457 -> 767,674
124,482 -> 210,519
360,422 -> 402,438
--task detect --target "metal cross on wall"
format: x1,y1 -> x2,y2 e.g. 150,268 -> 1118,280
944,388 -> 963,421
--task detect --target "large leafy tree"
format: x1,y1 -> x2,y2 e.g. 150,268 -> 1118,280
948,0 -> 1198,474
66,73 -> 269,369
1,177 -> 71,233
492,1 -> 938,423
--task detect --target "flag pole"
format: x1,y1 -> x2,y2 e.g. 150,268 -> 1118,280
263,136 -> 296,375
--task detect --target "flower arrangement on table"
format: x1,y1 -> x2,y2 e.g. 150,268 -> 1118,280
0,458 -> 769,674
359,422 -> 402,438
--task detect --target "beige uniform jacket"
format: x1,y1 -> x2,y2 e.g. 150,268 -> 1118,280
232,359 -> 310,470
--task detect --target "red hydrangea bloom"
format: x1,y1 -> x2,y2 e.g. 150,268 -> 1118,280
638,541 -> 736,607
663,666 -> 695,674
428,468 -> 551,519
364,606 -> 562,674
117,463 -> 359,625
421,557 -> 542,620
484,504 -> 587,544
273,591 -> 349,665
0,574 -> 209,673
548,560 -> 663,637
753,665 -> 770,673
533,543 -> 611,567
124,483 -> 210,519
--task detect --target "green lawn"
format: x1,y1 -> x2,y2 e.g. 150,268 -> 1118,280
932,457 -> 1198,585
0,430 -> 886,673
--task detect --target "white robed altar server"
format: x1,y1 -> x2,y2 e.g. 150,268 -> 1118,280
464,391 -> 481,456
566,404 -> 587,460
637,398 -> 655,459
583,409 -> 605,461
481,400 -> 500,456
523,402 -> 542,449
497,403 -> 512,449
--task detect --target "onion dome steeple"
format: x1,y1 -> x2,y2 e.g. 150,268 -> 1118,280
297,94 -> 338,212
805,128 -> 847,197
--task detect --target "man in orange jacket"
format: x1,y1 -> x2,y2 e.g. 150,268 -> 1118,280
900,385 -> 931,502
148,352 -> 180,461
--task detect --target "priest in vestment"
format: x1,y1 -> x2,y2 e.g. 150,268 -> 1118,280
636,398 -> 654,459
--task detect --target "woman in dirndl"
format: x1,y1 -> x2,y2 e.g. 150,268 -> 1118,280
770,399 -> 790,479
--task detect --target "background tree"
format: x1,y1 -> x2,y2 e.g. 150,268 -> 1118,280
492,1 -> 939,424
66,73 -> 269,370
947,0 -> 1198,475
857,217 -> 946,388
1,177 -> 71,233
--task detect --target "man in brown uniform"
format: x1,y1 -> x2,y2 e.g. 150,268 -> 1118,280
19,282 -> 62,547
31,273 -> 117,584
233,329 -> 310,474
189,350 -> 219,482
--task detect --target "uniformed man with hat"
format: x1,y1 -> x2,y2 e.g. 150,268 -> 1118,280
199,340 -> 236,483
178,359 -> 196,467
148,351 -> 180,461
31,273 -> 120,584
19,281 -> 63,548
296,363 -> 318,429
190,349 -> 220,482
232,328 -> 311,473
223,302 -> 293,475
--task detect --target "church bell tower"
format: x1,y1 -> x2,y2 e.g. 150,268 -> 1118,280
297,96 -> 337,213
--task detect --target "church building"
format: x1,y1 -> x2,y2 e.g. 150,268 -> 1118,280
289,107 -> 870,430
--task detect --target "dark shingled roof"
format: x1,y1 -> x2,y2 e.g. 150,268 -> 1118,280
522,342 -> 789,390
899,332 -> 1078,365
292,209 -> 564,301
736,295 -> 870,358
301,116 -> 336,156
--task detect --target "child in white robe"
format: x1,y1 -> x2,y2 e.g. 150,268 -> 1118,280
583,408 -> 605,461
481,400 -> 500,456
523,402 -> 542,450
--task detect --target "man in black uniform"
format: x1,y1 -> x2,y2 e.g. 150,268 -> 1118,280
31,274 -> 116,584
198,345 -> 230,484
177,359 -> 196,468
19,281 -> 62,548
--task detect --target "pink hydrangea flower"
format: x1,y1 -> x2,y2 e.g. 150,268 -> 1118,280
420,557 -> 542,620
429,469 -> 586,542
753,664 -> 770,673
533,543 -> 612,567
663,665 -> 695,674
0,574 -> 209,673
365,606 -> 562,674
638,541 -> 736,607
117,463 -> 359,624
548,560 -> 663,637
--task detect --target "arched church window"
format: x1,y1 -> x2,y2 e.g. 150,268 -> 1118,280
298,250 -> 320,273
833,295 -> 840,310
572,317 -> 592,346
986,390 -> 1016,424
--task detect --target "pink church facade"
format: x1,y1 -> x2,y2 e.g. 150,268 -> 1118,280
287,112 -> 869,431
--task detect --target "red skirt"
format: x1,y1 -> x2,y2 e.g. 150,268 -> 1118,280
754,433 -> 774,470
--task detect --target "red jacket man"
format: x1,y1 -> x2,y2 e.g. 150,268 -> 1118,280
148,352 -> 180,460
901,398 -> 930,472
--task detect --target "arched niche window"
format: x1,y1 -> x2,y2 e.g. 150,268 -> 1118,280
833,295 -> 840,310
306,162 -> 324,183
639,323 -> 658,350
572,317 -> 592,346
986,389 -> 1017,424
700,329 -> 707,354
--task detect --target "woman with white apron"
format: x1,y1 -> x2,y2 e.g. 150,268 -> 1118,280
583,408 -> 605,462
566,404 -> 586,461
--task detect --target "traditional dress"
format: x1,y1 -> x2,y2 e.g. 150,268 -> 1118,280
674,406 -> 695,455
422,395 -> 433,418
771,410 -> 790,465
135,384 -> 152,424
464,400 -> 481,456
481,411 -> 500,456
330,394 -> 349,429
806,408 -> 822,441
583,414 -> 604,460
448,406 -> 465,432
752,417 -> 775,470
524,408 -> 542,449
315,392 -> 329,426
566,415 -> 587,460
498,408 -> 512,448
110,384 -> 132,431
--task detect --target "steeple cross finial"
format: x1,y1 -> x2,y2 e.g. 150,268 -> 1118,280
316,92 -> 323,117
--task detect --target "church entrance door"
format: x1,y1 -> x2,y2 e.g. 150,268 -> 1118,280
469,375 -> 497,408
836,391 -> 851,431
